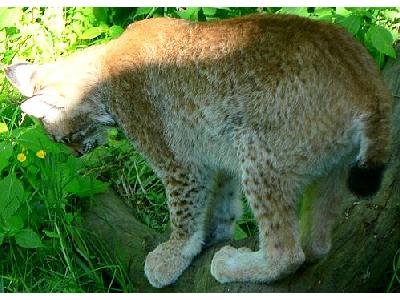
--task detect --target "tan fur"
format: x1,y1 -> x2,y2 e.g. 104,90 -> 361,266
6,14 -> 392,287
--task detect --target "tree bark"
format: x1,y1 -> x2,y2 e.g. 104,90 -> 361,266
82,47 -> 400,292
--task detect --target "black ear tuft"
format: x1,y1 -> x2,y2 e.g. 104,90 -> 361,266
347,161 -> 386,197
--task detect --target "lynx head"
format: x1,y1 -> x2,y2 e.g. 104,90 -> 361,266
5,52 -> 115,156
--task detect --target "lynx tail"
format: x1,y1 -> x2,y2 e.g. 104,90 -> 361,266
348,94 -> 391,197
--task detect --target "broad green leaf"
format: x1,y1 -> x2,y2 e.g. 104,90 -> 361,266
65,175 -> 108,197
234,224 -> 248,241
344,7 -> 373,19
15,229 -> 43,248
0,233 -> 4,246
313,8 -> 334,22
368,25 -> 396,58
175,8 -> 200,21
99,23 -> 109,32
0,174 -> 24,222
336,15 -> 362,35
0,8 -> 21,29
109,25 -> 124,39
279,7 -> 309,17
136,7 -> 153,16
202,7 -> 218,17
79,27 -> 102,40
4,215 -> 24,235
17,126 -> 67,153
363,38 -> 386,69
93,8 -> 108,23
314,7 -> 334,16
64,155 -> 84,173
335,7 -> 352,16
0,142 -> 12,173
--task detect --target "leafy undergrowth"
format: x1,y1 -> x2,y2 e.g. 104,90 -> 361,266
0,93 -> 133,292
0,7 -> 399,292
83,129 -> 170,233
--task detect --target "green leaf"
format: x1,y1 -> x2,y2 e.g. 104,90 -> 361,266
312,8 -> 333,22
64,155 -> 84,173
109,25 -> 124,39
202,7 -> 218,17
233,224 -> 248,241
0,174 -> 24,222
0,8 -> 21,29
336,15 -> 362,35
344,7 -> 373,19
65,212 -> 74,224
175,8 -> 200,21
3,215 -> 24,235
0,233 -> 4,246
93,8 -> 109,23
43,230 -> 59,238
136,7 -> 154,16
279,7 -> 309,17
15,229 -> 43,248
79,27 -> 103,40
368,25 -> 396,58
335,7 -> 352,16
65,175 -> 108,197
17,126 -> 68,154
0,142 -> 12,173
314,7 -> 333,16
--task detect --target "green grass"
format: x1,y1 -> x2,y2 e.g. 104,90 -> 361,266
0,220 -> 134,292
83,132 -> 170,233
387,249 -> 400,292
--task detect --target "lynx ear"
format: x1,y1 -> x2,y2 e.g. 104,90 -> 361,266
5,63 -> 38,97
20,95 -> 62,121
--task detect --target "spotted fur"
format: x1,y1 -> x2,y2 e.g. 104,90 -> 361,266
6,14 -> 391,287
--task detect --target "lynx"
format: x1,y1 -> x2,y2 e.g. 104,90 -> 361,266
6,14 -> 391,288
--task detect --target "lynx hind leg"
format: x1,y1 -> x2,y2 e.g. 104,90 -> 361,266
204,172 -> 242,246
301,165 -> 349,262
145,164 -> 212,288
211,141 -> 305,284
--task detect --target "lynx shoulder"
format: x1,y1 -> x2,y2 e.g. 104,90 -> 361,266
6,14 -> 392,288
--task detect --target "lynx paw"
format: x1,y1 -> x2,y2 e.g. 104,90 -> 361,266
144,240 -> 194,288
210,245 -> 304,284
210,245 -> 267,283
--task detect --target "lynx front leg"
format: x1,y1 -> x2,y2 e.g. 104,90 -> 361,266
211,147 -> 305,283
144,164 -> 211,288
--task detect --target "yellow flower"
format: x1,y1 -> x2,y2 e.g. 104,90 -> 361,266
36,150 -> 46,159
0,123 -> 8,133
17,153 -> 26,163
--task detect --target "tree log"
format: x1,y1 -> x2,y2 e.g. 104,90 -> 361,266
82,47 -> 400,292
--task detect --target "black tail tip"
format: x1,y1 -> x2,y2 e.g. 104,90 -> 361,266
347,161 -> 386,197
